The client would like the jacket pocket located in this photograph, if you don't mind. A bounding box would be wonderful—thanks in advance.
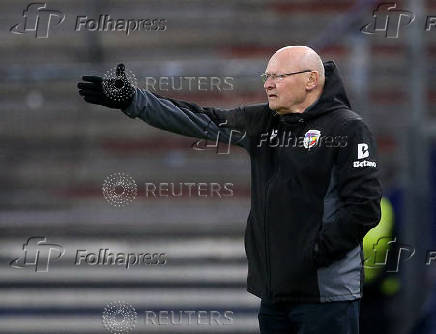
[303,232,319,271]
[244,211,264,295]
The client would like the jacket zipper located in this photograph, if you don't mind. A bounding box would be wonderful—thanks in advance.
[263,120,303,299]
[263,178,272,298]
[263,130,283,298]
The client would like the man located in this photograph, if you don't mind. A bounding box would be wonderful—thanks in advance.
[78,46,382,333]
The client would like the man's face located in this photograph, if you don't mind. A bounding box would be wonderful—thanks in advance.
[263,53,309,114]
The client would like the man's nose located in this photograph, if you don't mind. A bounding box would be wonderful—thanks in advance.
[264,78,275,90]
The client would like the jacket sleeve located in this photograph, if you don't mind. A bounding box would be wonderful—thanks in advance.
[121,88,250,151]
[313,118,383,268]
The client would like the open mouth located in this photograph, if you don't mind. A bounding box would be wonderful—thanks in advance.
[268,94,277,98]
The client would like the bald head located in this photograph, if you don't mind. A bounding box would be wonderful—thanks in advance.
[264,45,326,114]
[273,46,325,87]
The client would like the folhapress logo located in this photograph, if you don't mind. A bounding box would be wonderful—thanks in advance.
[10,237,64,272]
[361,3,415,38]
[11,3,167,39]
[354,142,377,168]
[10,3,65,38]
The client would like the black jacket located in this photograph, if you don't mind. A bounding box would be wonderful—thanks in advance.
[123,60,382,303]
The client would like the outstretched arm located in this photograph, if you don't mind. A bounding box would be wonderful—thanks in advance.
[121,88,250,151]
[78,65,268,152]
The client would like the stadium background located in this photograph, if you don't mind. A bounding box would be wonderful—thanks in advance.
[1,0,435,333]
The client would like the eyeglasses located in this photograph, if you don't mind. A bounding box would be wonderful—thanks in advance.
[260,69,312,83]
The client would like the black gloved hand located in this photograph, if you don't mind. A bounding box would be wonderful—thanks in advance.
[77,64,136,110]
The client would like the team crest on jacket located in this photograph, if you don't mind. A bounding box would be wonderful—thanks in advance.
[303,130,321,149]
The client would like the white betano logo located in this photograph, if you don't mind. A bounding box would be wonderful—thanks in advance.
[357,143,369,159]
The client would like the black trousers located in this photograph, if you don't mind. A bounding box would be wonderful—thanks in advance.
[258,299,360,334]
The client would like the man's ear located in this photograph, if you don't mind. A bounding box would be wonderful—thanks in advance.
[306,71,319,91]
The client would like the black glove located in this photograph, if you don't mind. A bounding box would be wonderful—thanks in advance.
[77,63,136,110]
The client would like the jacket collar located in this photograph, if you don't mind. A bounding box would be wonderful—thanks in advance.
[275,60,351,126]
